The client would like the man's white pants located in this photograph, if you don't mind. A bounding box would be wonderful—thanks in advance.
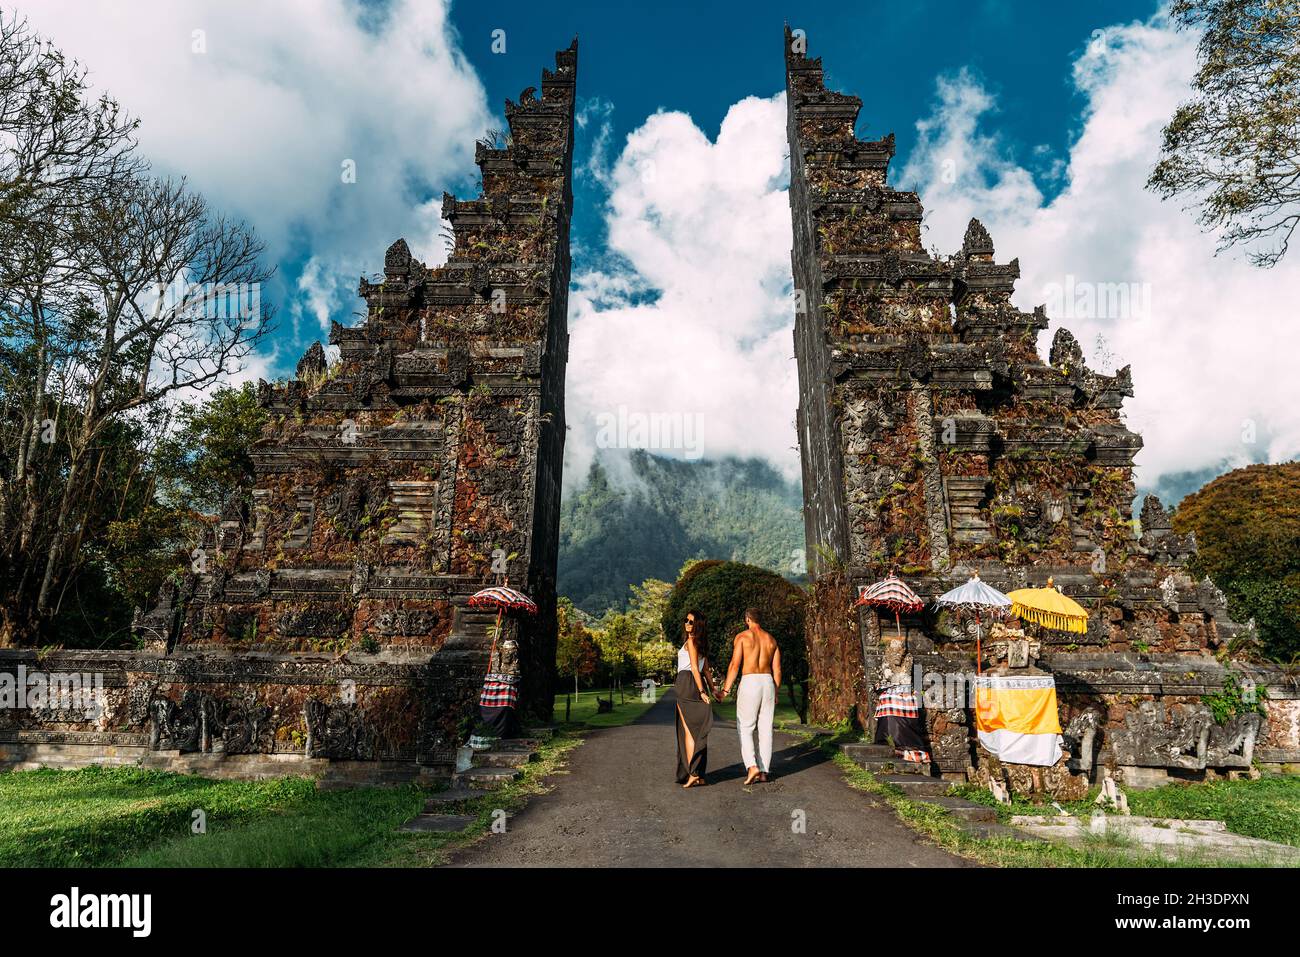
[736,674,776,773]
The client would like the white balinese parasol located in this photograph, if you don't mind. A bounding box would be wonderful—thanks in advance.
[935,573,1011,674]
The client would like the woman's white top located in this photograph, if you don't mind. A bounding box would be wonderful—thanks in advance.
[677,643,692,673]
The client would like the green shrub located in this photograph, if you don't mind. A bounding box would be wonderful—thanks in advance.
[661,560,808,717]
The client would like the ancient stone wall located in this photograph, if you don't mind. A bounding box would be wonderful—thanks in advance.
[785,28,1299,787]
[1,42,578,780]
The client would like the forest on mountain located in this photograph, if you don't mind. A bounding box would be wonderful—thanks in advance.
[557,450,805,614]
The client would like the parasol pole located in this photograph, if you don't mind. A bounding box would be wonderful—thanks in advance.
[484,575,509,680]
[486,606,503,679]
[975,609,982,676]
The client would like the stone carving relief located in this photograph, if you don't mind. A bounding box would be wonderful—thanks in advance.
[1110,701,1213,770]
[304,698,375,760]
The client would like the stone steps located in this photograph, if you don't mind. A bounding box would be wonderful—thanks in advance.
[453,729,551,785]
[843,742,933,775]
[423,787,481,811]
[398,813,477,834]
[856,757,932,775]
[471,748,536,768]
[915,795,999,823]
[841,740,999,826]
[842,743,895,760]
[842,743,932,775]
[845,751,933,776]
[961,820,1037,841]
[874,773,951,797]
[454,765,523,789]
[398,727,551,831]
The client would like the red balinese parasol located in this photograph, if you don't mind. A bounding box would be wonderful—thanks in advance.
[468,584,538,678]
[854,573,925,638]
[467,585,538,614]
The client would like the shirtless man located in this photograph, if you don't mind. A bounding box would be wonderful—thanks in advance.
[719,608,781,785]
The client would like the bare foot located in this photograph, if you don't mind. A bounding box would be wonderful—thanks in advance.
[683,775,703,789]
[744,767,761,786]
[758,772,769,783]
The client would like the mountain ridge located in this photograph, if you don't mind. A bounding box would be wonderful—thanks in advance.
[558,449,804,613]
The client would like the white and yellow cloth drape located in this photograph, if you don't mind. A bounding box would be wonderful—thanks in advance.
[974,674,1063,766]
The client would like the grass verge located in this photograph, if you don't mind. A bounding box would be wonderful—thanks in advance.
[0,766,413,867]
[0,685,660,869]
[552,685,668,729]
[949,774,1300,848]
[354,731,585,867]
[823,734,1292,867]
[0,732,585,868]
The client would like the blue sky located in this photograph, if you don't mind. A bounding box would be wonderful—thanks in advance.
[14,0,1300,503]
[450,0,1157,277]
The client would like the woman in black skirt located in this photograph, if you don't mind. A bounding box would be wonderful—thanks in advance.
[674,610,716,788]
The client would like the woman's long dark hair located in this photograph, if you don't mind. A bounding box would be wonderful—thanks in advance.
[682,609,706,655]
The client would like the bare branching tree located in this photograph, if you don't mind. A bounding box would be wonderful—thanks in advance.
[0,12,275,643]
[1149,0,1300,267]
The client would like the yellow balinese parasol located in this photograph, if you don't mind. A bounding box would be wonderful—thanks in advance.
[1006,577,1088,634]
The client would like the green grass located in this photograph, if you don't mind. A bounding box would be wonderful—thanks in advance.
[1128,776,1300,847]
[0,732,585,868]
[948,773,1300,848]
[352,731,584,867]
[0,765,422,867]
[819,733,1295,867]
[553,685,667,728]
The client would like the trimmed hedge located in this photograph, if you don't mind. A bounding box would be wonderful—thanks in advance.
[661,560,807,712]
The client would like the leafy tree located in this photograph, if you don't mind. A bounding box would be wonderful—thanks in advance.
[153,383,267,515]
[1172,462,1300,660]
[592,610,639,701]
[52,414,184,648]
[639,639,677,681]
[627,577,671,643]
[1149,1,1300,266]
[555,597,601,694]
[662,560,809,720]
[0,14,274,644]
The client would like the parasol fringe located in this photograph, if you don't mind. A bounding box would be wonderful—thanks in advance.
[1011,602,1088,634]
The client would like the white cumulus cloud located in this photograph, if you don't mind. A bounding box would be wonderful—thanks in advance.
[12,0,491,359]
[565,93,798,486]
[899,14,1300,495]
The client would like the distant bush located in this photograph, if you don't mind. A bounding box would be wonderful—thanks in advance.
[662,560,808,720]
[1173,462,1300,661]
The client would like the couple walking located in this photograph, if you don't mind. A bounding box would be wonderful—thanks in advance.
[674,608,781,788]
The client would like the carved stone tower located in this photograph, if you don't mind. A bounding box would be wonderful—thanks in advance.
[784,30,1290,787]
[128,41,578,770]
